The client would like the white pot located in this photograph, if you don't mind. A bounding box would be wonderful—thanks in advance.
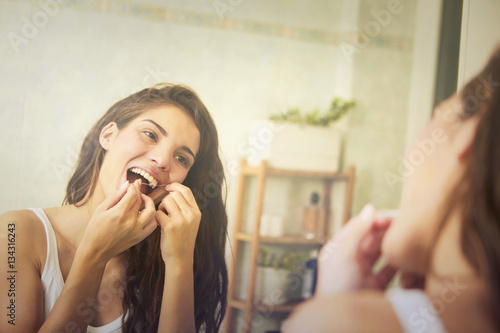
[246,121,342,172]
[254,267,290,305]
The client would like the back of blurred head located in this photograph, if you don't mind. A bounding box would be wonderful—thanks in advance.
[458,47,500,328]
[381,46,500,330]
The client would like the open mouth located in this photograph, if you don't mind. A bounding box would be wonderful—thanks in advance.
[126,167,159,195]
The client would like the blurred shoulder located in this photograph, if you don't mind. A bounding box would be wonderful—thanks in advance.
[282,291,402,333]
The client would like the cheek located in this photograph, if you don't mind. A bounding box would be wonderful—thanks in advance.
[169,166,190,185]
[399,123,449,203]
[116,133,145,153]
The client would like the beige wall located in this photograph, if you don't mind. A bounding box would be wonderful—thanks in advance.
[458,0,500,88]
[0,1,437,332]
[0,0,424,219]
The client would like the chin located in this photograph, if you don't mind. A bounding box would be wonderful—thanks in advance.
[381,226,406,269]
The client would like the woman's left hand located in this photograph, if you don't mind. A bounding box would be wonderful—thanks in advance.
[154,182,201,264]
[315,204,397,297]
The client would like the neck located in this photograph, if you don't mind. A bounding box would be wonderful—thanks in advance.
[63,186,106,247]
[423,210,493,331]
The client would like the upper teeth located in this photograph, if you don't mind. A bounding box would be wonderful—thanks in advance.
[131,168,158,189]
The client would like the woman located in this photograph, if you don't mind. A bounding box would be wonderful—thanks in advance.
[283,48,500,332]
[0,84,228,332]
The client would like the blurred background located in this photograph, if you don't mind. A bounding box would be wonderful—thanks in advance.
[1,0,500,332]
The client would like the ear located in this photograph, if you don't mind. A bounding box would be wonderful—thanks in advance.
[454,116,480,163]
[99,122,119,151]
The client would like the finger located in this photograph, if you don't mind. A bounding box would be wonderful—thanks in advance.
[98,180,130,211]
[139,219,158,240]
[319,204,379,264]
[157,193,169,212]
[342,204,379,248]
[373,217,392,228]
[137,193,156,226]
[359,224,391,254]
[357,225,390,267]
[165,191,193,215]
[334,204,374,241]
[155,209,170,229]
[165,182,199,208]
[160,194,182,219]
[128,179,143,213]
[112,180,141,213]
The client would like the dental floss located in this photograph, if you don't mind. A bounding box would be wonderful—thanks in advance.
[139,182,169,187]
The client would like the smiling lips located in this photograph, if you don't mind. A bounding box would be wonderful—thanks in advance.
[130,167,159,189]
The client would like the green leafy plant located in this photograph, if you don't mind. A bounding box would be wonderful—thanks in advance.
[270,98,356,127]
[258,249,309,272]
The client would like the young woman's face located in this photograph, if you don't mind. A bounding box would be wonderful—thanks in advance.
[382,95,469,273]
[98,105,200,205]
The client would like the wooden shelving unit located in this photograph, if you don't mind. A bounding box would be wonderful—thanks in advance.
[225,159,356,333]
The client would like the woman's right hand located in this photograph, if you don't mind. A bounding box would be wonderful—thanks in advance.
[79,179,158,263]
[314,204,397,297]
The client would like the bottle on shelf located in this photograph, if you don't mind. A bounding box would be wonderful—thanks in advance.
[301,249,319,299]
[302,192,325,239]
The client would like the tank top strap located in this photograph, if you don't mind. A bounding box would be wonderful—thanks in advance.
[28,208,65,318]
[386,288,448,333]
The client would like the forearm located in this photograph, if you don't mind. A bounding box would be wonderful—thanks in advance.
[158,259,196,333]
[38,248,107,332]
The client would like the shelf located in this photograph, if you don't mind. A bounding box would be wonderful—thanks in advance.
[225,160,356,333]
[235,232,327,245]
[241,164,350,180]
[229,299,304,313]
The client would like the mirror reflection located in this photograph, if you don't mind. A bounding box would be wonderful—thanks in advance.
[1,0,499,332]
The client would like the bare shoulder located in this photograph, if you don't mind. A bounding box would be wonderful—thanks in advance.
[0,210,47,331]
[282,291,402,333]
[0,209,47,271]
[0,209,47,241]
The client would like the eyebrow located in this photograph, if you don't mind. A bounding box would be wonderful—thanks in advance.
[142,119,167,136]
[141,119,197,160]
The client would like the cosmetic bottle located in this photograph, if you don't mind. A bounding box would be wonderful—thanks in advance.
[301,249,318,299]
[302,192,321,239]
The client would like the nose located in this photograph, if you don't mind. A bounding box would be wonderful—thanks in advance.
[149,145,171,171]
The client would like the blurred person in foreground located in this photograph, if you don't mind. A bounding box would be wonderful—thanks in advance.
[283,48,500,333]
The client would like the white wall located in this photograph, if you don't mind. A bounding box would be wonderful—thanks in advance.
[458,0,500,88]
[0,0,422,220]
[0,1,430,332]
[0,0,343,215]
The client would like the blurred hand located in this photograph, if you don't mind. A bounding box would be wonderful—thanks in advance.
[80,179,158,263]
[315,204,397,297]
[154,182,201,263]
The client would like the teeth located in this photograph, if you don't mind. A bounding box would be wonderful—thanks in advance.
[130,167,158,189]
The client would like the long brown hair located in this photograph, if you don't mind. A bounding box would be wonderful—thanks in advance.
[64,84,228,332]
[440,47,500,330]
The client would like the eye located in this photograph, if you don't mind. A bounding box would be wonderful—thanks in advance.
[175,154,190,167]
[143,130,158,142]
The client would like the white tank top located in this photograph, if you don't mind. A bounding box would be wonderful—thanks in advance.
[386,288,448,333]
[30,208,124,333]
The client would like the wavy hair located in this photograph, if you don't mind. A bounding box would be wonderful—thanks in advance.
[63,84,228,332]
[433,47,500,330]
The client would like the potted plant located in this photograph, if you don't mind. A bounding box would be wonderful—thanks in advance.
[254,249,308,305]
[247,98,356,172]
